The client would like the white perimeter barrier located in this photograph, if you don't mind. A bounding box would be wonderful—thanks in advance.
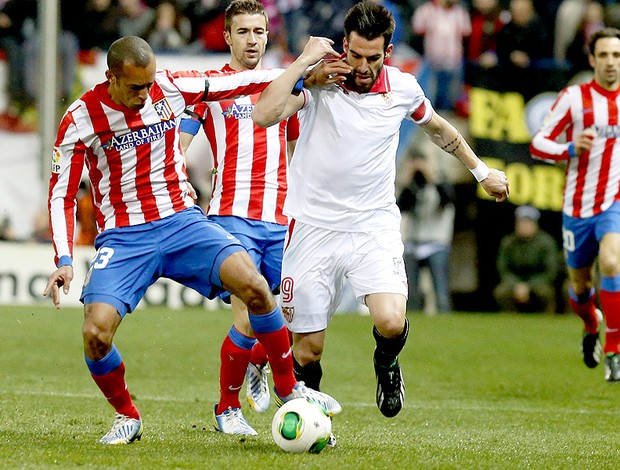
[0,241,224,309]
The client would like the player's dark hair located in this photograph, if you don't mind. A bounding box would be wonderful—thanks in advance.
[107,36,154,76]
[344,1,395,52]
[224,0,268,32]
[588,27,620,55]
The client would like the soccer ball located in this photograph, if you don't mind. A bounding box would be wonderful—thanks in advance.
[272,398,332,454]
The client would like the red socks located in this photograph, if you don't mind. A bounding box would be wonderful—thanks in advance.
[249,341,268,367]
[253,326,296,398]
[216,334,252,414]
[600,290,620,354]
[90,362,140,420]
[569,294,599,335]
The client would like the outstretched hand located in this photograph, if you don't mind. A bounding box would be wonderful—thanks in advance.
[481,168,510,202]
[43,265,74,309]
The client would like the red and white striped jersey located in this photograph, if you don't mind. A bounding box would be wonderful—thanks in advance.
[530,80,620,218]
[49,67,281,265]
[411,1,471,70]
[183,65,299,225]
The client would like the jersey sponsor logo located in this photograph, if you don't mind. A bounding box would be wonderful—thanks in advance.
[594,124,620,139]
[222,103,254,120]
[282,306,294,323]
[51,148,62,174]
[102,119,176,152]
[153,98,173,120]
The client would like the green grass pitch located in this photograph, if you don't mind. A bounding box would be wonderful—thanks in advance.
[0,305,619,469]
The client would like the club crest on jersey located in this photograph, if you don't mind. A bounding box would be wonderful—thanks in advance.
[51,147,62,174]
[222,103,254,120]
[153,98,173,120]
[282,306,295,323]
[102,119,176,151]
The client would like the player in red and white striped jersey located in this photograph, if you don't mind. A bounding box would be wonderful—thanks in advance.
[530,27,620,381]
[43,36,340,444]
[180,0,300,435]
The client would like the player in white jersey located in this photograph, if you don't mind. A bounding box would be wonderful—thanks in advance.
[253,2,509,418]
[43,36,341,445]
[180,0,300,435]
[531,27,620,381]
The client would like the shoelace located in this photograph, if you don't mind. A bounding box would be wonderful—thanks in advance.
[222,409,251,433]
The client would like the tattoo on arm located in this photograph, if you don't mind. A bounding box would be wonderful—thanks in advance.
[440,132,462,156]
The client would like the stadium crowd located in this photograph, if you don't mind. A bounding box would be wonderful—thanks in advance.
[0,0,615,313]
[1,0,617,132]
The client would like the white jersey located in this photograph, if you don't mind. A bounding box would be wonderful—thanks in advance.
[285,65,433,232]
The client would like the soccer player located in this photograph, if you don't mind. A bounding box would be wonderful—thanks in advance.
[180,0,299,435]
[43,35,340,445]
[253,2,509,418]
[530,27,620,382]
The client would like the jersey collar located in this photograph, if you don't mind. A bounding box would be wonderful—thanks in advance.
[591,79,620,99]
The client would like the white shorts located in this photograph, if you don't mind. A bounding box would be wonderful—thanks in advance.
[280,221,408,333]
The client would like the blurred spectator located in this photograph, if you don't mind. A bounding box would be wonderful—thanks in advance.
[0,0,36,132]
[147,1,192,52]
[370,0,406,47]
[565,1,604,75]
[79,0,121,51]
[397,155,456,314]
[554,0,590,64]
[533,0,563,39]
[304,0,358,53]
[184,0,228,52]
[0,216,16,241]
[496,0,552,70]
[31,209,52,244]
[466,0,506,70]
[118,0,156,39]
[412,0,471,111]
[259,0,288,52]
[21,0,83,119]
[277,0,305,53]
[493,205,559,313]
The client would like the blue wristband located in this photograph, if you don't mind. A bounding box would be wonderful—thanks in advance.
[292,76,304,96]
[567,142,576,158]
[179,117,201,135]
[57,256,73,268]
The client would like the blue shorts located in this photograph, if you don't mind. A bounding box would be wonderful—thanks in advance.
[209,215,286,295]
[562,202,620,269]
[81,206,245,316]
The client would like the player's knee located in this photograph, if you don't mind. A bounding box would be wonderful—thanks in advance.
[82,323,114,360]
[375,315,406,339]
[235,275,274,313]
[295,345,322,365]
[598,255,620,277]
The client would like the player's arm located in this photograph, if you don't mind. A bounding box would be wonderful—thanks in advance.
[180,107,204,153]
[179,107,206,200]
[43,114,84,307]
[421,110,510,202]
[253,36,339,127]
[529,89,584,162]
